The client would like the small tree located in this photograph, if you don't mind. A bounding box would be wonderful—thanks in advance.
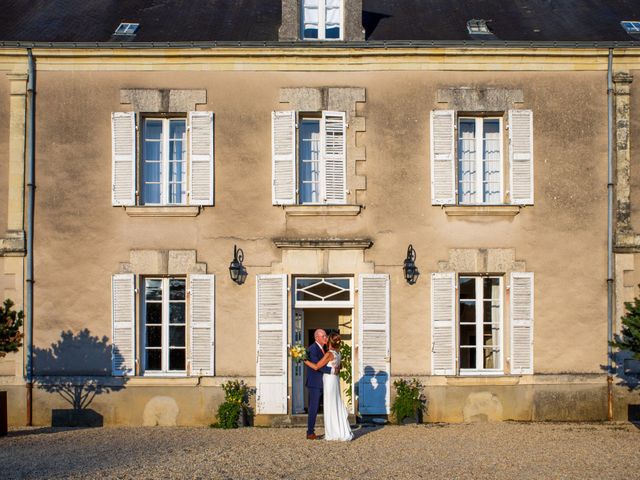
[0,299,23,357]
[611,293,640,361]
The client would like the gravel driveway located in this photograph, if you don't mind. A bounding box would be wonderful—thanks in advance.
[1,422,639,479]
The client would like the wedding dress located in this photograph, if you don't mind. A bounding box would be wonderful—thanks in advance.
[323,349,353,441]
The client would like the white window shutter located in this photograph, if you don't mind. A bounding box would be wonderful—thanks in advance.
[189,274,215,376]
[111,274,135,376]
[256,274,288,414]
[321,111,347,204]
[111,112,136,206]
[509,110,534,205]
[431,272,456,375]
[189,111,214,206]
[272,111,296,205]
[430,110,456,205]
[358,274,390,415]
[510,272,534,374]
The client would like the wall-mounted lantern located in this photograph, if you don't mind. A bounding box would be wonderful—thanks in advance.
[229,245,247,285]
[403,244,420,285]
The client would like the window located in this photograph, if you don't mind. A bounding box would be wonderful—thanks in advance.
[142,277,187,374]
[294,277,353,307]
[457,117,502,204]
[272,110,346,205]
[621,21,640,34]
[111,111,214,207]
[301,0,343,40]
[458,276,502,373]
[114,23,140,35]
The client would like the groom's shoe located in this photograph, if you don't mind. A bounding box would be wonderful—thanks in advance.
[306,433,317,440]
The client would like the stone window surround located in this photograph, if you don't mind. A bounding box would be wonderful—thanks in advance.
[118,249,207,275]
[437,248,526,276]
[279,0,364,42]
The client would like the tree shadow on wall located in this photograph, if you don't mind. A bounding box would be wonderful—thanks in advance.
[33,329,128,427]
[602,350,640,425]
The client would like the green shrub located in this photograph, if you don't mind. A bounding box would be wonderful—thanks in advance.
[339,343,353,406]
[216,401,242,429]
[214,380,253,429]
[0,299,23,357]
[391,378,426,425]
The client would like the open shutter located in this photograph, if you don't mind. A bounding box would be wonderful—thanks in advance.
[430,110,455,205]
[510,272,534,374]
[321,111,346,204]
[189,111,214,206]
[189,274,215,376]
[272,111,296,205]
[358,274,390,415]
[431,272,456,375]
[111,274,135,376]
[509,110,534,204]
[111,112,136,206]
[256,274,288,414]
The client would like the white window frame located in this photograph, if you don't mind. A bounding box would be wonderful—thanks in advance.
[301,0,344,41]
[294,276,354,308]
[457,116,504,205]
[298,116,323,204]
[458,275,504,376]
[141,277,188,377]
[141,117,187,206]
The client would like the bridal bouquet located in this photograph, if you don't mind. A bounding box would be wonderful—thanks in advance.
[289,344,308,364]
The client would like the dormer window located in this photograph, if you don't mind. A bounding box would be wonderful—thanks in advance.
[301,0,343,40]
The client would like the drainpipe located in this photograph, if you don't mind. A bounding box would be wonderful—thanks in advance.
[25,49,36,426]
[607,48,614,422]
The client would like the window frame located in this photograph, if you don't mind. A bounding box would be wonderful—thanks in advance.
[297,114,324,204]
[300,0,344,41]
[141,276,188,377]
[293,276,354,308]
[456,115,504,205]
[457,275,504,376]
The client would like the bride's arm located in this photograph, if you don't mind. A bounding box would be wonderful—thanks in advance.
[304,351,333,371]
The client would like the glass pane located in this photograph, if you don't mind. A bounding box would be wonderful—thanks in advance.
[143,183,161,204]
[145,302,162,324]
[459,277,475,299]
[459,301,476,323]
[483,119,501,203]
[483,277,500,299]
[296,278,318,289]
[144,161,161,182]
[460,347,476,369]
[327,278,350,289]
[145,120,162,140]
[459,324,476,347]
[325,26,340,39]
[168,183,184,204]
[146,349,161,370]
[169,326,185,347]
[144,141,161,161]
[483,347,499,369]
[169,303,185,324]
[170,279,186,300]
[169,120,186,142]
[169,349,186,371]
[458,119,477,204]
[483,300,500,323]
[483,323,498,346]
[146,325,162,347]
[168,160,184,181]
[304,27,319,38]
[299,120,321,204]
[145,279,162,301]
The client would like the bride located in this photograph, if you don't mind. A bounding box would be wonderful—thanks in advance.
[304,333,353,441]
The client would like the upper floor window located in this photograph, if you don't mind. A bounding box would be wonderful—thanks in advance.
[111,111,214,207]
[301,0,343,40]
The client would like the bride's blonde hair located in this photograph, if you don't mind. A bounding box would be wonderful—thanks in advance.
[328,332,342,350]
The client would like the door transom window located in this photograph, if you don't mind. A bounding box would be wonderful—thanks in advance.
[294,277,353,307]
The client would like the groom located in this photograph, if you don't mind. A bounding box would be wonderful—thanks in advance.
[306,329,335,440]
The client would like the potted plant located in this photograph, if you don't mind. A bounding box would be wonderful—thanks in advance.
[0,299,24,436]
[213,380,253,429]
[391,378,427,425]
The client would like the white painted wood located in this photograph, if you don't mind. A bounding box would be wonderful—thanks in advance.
[189,274,215,376]
[111,274,136,376]
[189,111,214,206]
[509,110,534,205]
[430,110,456,205]
[111,112,136,206]
[431,272,456,375]
[510,272,534,374]
[256,274,288,414]
[272,111,296,205]
[321,111,347,204]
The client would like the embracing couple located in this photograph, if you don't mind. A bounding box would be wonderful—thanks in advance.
[304,329,353,441]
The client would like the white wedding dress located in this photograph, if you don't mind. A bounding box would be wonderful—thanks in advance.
[323,350,353,441]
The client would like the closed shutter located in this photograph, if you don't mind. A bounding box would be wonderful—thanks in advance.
[510,272,534,374]
[321,111,347,204]
[272,111,296,205]
[189,274,215,376]
[189,111,214,206]
[509,110,534,205]
[431,272,456,375]
[111,274,135,376]
[256,274,288,414]
[430,110,456,205]
[111,112,136,206]
[358,274,390,415]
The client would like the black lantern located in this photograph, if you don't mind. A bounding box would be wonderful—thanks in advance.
[403,244,420,285]
[229,245,247,285]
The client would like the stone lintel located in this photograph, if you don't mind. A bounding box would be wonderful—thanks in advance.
[120,249,206,274]
[120,89,207,112]
[279,87,365,122]
[613,71,633,85]
[437,248,525,274]
[273,238,373,249]
[437,87,524,111]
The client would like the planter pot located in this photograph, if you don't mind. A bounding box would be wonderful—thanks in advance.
[400,409,423,425]
[0,391,7,436]
[237,407,252,427]
[51,409,103,428]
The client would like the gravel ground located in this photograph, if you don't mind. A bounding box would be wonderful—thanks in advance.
[1,422,639,479]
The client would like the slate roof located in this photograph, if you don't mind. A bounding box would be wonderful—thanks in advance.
[1,0,639,45]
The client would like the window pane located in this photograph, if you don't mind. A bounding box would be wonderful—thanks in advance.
[327,278,350,289]
[482,119,501,203]
[169,120,186,144]
[299,120,321,203]
[459,301,476,323]
[146,302,162,324]
[143,183,161,204]
[146,326,162,347]
[483,323,498,346]
[483,277,500,299]
[169,326,185,347]
[168,182,184,205]
[145,120,162,140]
[146,349,161,370]
[458,119,477,204]
[144,141,161,161]
[169,303,185,324]
[169,349,186,371]
[483,347,499,369]
[170,279,186,300]
[459,324,476,346]
[459,277,475,299]
[460,347,476,369]
[145,279,162,300]
[144,160,161,182]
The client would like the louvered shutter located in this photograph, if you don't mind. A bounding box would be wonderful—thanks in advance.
[431,272,456,375]
[256,274,288,414]
[189,274,215,376]
[510,272,534,374]
[272,111,296,205]
[189,111,214,206]
[321,111,347,204]
[111,274,135,376]
[509,110,534,205]
[430,110,456,205]
[111,112,136,206]
[358,274,390,415]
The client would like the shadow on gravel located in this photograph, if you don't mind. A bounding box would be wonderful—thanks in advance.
[5,427,77,438]
[351,424,383,440]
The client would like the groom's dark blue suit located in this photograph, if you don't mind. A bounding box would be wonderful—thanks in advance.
[306,342,332,436]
